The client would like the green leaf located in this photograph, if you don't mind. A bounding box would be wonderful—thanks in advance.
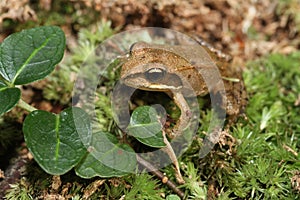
[23,107,91,175]
[0,87,21,115]
[0,79,6,88]
[0,26,65,85]
[127,106,165,148]
[75,131,136,178]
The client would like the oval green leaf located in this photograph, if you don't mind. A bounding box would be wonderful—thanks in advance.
[0,87,21,116]
[127,106,165,148]
[75,131,136,178]
[0,79,6,89]
[23,107,91,175]
[0,26,65,85]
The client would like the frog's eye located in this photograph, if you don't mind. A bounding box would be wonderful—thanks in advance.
[145,68,166,82]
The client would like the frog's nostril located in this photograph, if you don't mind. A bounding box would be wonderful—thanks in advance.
[145,68,166,82]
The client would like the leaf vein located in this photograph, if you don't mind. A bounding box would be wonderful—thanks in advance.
[55,115,60,162]
[12,31,57,84]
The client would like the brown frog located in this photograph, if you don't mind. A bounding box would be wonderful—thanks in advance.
[120,38,247,138]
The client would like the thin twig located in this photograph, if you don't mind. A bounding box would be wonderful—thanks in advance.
[136,154,185,199]
[17,99,37,112]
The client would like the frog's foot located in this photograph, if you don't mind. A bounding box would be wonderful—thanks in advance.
[162,130,185,184]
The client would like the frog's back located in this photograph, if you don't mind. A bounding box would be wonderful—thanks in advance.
[193,36,247,117]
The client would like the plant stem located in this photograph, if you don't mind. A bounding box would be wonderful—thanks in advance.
[136,154,185,199]
[17,99,37,112]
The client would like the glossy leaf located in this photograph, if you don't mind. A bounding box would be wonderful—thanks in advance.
[23,107,91,175]
[127,106,165,148]
[0,79,6,89]
[0,26,65,85]
[0,87,21,116]
[75,131,136,178]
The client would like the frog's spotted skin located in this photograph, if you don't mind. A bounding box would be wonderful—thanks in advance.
[192,36,247,117]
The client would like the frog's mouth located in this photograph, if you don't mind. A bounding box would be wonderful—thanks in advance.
[122,72,184,92]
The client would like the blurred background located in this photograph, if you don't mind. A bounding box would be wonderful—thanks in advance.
[1,0,299,64]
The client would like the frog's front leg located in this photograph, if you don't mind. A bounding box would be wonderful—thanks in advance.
[169,90,192,138]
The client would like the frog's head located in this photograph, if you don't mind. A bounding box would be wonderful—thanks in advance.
[120,42,193,93]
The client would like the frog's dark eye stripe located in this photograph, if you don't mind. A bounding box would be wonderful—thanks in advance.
[145,68,166,82]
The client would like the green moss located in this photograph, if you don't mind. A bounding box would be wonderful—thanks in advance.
[5,178,33,200]
[43,21,115,105]
[178,52,300,199]
[215,52,300,199]
[124,173,163,200]
[181,162,207,199]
